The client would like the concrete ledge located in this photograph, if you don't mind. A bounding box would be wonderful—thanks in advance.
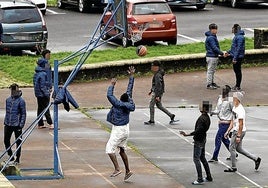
[0,173,15,188]
[57,48,268,82]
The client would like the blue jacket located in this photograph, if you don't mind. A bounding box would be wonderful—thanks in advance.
[205,31,223,57]
[4,91,26,128]
[106,76,135,126]
[228,30,245,61]
[33,66,50,98]
[37,58,53,89]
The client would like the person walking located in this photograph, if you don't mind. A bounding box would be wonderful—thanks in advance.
[209,85,233,162]
[205,23,224,90]
[226,24,245,91]
[4,84,26,164]
[41,49,53,90]
[180,101,213,185]
[33,58,54,130]
[224,91,261,172]
[106,66,135,181]
[144,60,175,125]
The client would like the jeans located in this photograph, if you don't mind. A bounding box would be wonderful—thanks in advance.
[4,126,22,160]
[149,93,173,122]
[232,58,243,88]
[206,57,219,85]
[229,131,257,168]
[212,123,230,159]
[193,143,212,182]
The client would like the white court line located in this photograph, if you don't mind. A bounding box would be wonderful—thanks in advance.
[143,113,263,188]
[49,132,118,188]
[46,9,66,15]
[245,28,254,32]
[177,34,202,42]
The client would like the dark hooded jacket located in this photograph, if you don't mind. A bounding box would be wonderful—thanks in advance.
[227,30,245,61]
[33,66,50,98]
[4,90,26,128]
[151,69,165,98]
[205,31,224,57]
[107,76,135,126]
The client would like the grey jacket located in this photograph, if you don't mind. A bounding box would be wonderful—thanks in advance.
[151,69,165,97]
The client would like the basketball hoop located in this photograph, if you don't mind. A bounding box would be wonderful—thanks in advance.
[128,23,149,45]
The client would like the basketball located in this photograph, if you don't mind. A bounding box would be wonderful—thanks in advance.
[136,45,147,57]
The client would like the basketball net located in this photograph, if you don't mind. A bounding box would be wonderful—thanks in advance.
[128,23,149,45]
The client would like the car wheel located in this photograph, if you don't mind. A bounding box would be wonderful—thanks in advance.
[167,38,177,45]
[196,4,206,9]
[231,0,238,7]
[57,0,66,9]
[100,24,110,40]
[122,37,130,48]
[78,0,89,13]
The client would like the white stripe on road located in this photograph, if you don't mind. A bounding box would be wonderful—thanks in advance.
[177,34,202,42]
[46,9,66,15]
[144,112,263,188]
[244,28,254,32]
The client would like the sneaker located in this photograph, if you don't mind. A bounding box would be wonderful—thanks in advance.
[208,158,218,163]
[231,86,241,91]
[144,120,155,125]
[207,84,217,90]
[192,180,204,185]
[170,114,175,121]
[212,83,220,88]
[226,153,238,160]
[203,177,213,182]
[255,157,261,170]
[224,167,237,172]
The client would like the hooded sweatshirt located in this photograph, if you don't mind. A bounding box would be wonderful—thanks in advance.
[33,66,50,98]
[205,31,224,57]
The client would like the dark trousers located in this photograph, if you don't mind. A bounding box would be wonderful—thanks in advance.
[37,97,52,126]
[193,143,212,182]
[212,123,230,159]
[4,126,22,159]
[233,58,243,88]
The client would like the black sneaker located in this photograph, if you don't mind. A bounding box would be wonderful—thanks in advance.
[207,84,217,90]
[231,86,241,91]
[208,158,218,163]
[170,114,175,121]
[226,153,238,160]
[212,83,220,88]
[144,120,155,125]
[255,157,261,170]
[224,167,237,172]
[192,180,204,185]
[203,177,213,182]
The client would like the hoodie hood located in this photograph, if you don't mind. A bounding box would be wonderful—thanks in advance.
[236,30,245,36]
[11,90,22,98]
[35,65,45,73]
[205,31,215,37]
[159,69,165,76]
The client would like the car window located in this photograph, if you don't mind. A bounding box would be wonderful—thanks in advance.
[0,7,41,23]
[133,2,171,15]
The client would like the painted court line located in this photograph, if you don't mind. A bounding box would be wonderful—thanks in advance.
[144,112,263,188]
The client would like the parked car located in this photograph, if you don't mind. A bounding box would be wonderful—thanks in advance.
[166,0,207,10]
[30,0,47,15]
[57,0,106,12]
[100,0,177,47]
[211,0,268,7]
[0,1,48,55]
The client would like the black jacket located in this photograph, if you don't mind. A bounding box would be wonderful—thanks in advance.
[190,113,211,143]
[151,69,165,97]
[0,22,3,42]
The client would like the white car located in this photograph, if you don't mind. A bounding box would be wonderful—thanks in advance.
[29,0,47,15]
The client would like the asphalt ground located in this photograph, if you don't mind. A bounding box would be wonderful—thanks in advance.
[0,66,268,188]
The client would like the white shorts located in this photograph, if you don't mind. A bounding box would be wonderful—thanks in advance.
[106,124,129,154]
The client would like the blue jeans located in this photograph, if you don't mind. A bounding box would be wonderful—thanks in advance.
[212,123,230,160]
[193,143,212,182]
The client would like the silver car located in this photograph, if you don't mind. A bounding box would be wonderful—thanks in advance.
[0,1,48,55]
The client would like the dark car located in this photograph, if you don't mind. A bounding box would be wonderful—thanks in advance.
[0,1,48,55]
[100,0,177,47]
[57,0,106,12]
[166,0,207,10]
[211,0,268,7]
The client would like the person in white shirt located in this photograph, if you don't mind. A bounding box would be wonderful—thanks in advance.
[223,91,261,172]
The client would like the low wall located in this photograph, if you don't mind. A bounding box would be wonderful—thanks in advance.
[58,48,268,82]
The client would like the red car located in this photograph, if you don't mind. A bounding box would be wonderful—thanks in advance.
[100,0,177,47]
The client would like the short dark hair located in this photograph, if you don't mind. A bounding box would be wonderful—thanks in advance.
[120,93,129,102]
[232,24,241,33]
[41,49,51,58]
[151,60,161,67]
[209,23,218,30]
